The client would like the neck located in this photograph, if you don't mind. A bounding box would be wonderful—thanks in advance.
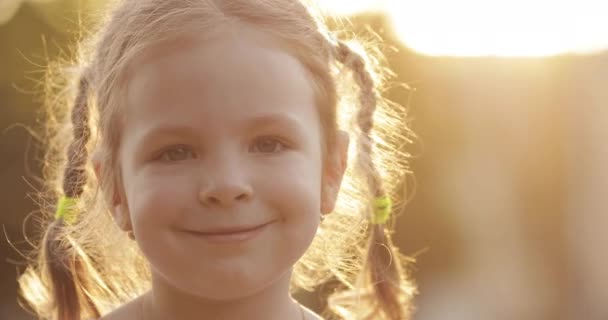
[142,268,303,320]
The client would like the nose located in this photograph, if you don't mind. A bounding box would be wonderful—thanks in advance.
[198,166,253,207]
[199,184,253,207]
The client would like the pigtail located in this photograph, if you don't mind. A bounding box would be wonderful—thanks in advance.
[40,70,101,320]
[331,41,413,320]
[18,2,416,319]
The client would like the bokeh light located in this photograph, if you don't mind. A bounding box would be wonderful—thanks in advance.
[319,0,608,56]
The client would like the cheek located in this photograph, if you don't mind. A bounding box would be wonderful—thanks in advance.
[257,153,323,223]
[253,156,322,266]
[125,166,197,229]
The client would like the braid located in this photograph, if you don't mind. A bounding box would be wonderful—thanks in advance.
[63,73,91,198]
[42,70,100,320]
[335,41,385,198]
[334,40,412,320]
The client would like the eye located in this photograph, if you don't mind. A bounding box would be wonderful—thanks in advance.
[250,136,288,153]
[158,145,196,162]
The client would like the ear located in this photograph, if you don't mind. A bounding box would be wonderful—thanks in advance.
[321,130,350,215]
[92,151,132,232]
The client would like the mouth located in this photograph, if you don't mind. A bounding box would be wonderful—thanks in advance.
[191,220,275,235]
[182,221,275,244]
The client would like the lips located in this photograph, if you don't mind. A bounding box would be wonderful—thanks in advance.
[181,221,275,244]
[190,222,271,235]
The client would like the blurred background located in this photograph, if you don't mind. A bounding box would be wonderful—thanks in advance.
[1,0,607,319]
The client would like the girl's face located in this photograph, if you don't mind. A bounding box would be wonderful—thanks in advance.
[112,27,346,301]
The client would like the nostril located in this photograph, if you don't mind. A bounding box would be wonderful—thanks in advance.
[205,194,248,205]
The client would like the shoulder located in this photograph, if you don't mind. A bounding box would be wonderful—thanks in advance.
[300,304,325,320]
[97,295,143,320]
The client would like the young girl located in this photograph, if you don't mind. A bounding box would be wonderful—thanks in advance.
[18,0,416,319]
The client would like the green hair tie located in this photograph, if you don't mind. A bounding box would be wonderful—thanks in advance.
[371,195,392,224]
[55,196,78,225]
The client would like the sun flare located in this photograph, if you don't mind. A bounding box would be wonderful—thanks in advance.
[317,0,608,57]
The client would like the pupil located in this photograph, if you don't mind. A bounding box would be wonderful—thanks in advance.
[260,139,276,152]
[171,148,187,159]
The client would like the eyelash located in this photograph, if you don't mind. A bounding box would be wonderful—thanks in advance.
[157,145,195,162]
[154,136,290,162]
[250,136,290,154]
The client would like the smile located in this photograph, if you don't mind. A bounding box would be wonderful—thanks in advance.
[182,221,274,244]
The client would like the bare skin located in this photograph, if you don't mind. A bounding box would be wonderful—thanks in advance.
[99,291,323,320]
[96,23,346,320]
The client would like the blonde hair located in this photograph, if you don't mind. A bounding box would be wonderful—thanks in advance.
[18,0,417,319]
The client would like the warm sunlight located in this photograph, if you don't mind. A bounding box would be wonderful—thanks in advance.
[318,0,608,57]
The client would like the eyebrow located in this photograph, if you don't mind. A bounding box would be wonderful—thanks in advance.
[242,112,306,132]
[136,112,307,147]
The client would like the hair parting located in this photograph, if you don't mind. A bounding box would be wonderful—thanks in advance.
[18,1,417,319]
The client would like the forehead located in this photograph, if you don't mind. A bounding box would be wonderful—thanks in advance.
[123,26,319,137]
